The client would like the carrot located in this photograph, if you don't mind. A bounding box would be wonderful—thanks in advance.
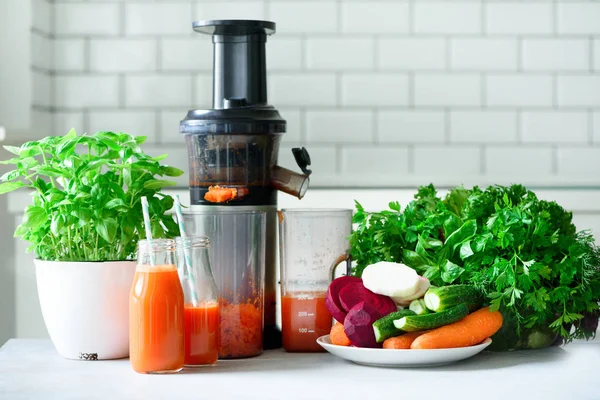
[204,186,237,203]
[383,331,426,349]
[330,322,351,346]
[410,307,503,350]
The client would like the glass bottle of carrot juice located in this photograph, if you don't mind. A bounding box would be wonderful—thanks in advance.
[175,236,219,367]
[129,239,184,374]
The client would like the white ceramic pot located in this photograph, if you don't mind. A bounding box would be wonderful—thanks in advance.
[34,260,136,360]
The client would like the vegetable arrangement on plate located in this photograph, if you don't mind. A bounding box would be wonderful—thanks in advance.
[325,262,504,350]
[349,184,600,350]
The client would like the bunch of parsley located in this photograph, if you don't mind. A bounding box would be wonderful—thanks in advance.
[350,184,600,342]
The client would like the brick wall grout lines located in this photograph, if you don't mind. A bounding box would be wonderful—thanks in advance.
[156,39,162,72]
[516,109,523,144]
[155,110,162,145]
[408,72,415,108]
[300,34,307,71]
[82,109,90,135]
[517,37,523,72]
[118,74,125,109]
[263,0,269,20]
[589,36,594,73]
[372,108,379,144]
[119,2,125,37]
[445,37,451,71]
[444,108,451,144]
[335,72,341,107]
[589,109,594,145]
[84,37,90,73]
[299,107,306,145]
[552,0,558,37]
[408,0,415,35]
[480,73,487,109]
[335,0,341,34]
[372,37,379,72]
[480,0,486,37]
[552,73,558,109]
[480,145,486,175]
[190,73,197,108]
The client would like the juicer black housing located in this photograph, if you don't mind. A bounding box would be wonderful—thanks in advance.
[180,20,310,206]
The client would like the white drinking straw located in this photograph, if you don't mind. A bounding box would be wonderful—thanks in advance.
[174,195,198,305]
[140,196,155,265]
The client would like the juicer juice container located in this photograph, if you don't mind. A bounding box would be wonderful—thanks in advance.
[180,20,311,349]
[183,211,266,358]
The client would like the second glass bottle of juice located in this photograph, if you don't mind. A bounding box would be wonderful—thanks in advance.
[129,239,184,374]
[176,236,219,366]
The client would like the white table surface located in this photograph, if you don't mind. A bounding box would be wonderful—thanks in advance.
[1,339,599,400]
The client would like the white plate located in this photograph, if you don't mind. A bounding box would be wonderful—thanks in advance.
[317,335,492,367]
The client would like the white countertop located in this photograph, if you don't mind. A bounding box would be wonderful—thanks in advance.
[1,339,599,400]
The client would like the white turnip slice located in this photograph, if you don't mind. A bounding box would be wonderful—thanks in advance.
[361,261,421,298]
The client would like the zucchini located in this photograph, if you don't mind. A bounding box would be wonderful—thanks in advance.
[409,299,430,315]
[393,303,469,332]
[423,285,481,312]
[372,309,416,343]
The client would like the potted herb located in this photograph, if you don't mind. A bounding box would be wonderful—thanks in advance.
[0,130,182,359]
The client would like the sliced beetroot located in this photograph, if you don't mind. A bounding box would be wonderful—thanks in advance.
[338,281,397,317]
[325,276,362,323]
[343,302,383,348]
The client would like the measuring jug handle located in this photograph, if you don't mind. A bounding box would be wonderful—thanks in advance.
[329,251,352,281]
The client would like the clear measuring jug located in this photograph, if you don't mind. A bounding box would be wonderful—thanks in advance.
[278,209,353,352]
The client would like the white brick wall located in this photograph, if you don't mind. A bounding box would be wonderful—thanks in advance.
[450,39,517,71]
[342,74,410,106]
[557,3,600,35]
[54,40,85,72]
[341,2,409,34]
[55,3,119,36]
[485,147,553,175]
[414,2,481,34]
[450,111,517,143]
[522,39,589,71]
[90,40,157,72]
[380,39,446,70]
[378,111,445,143]
[486,3,553,35]
[306,111,373,143]
[521,111,588,144]
[15,0,600,187]
[486,75,553,107]
[415,74,481,106]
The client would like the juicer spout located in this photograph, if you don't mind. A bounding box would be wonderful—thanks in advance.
[272,147,312,199]
[271,166,310,199]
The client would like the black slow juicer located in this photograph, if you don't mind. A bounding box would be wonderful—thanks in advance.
[180,20,311,349]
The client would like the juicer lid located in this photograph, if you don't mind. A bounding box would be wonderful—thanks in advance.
[180,105,286,135]
[181,19,286,135]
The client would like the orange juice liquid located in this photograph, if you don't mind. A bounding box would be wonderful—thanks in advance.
[281,293,332,352]
[184,302,219,366]
[129,264,184,374]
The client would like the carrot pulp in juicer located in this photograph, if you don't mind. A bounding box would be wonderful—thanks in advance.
[184,302,219,366]
[219,300,263,358]
[281,293,332,352]
[129,264,184,373]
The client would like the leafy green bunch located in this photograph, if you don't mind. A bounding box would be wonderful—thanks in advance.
[350,184,600,341]
[0,130,183,261]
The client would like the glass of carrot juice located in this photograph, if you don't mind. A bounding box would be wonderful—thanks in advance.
[176,236,219,367]
[129,239,184,374]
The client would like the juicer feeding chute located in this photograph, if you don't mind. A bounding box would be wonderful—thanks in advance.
[180,19,312,350]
